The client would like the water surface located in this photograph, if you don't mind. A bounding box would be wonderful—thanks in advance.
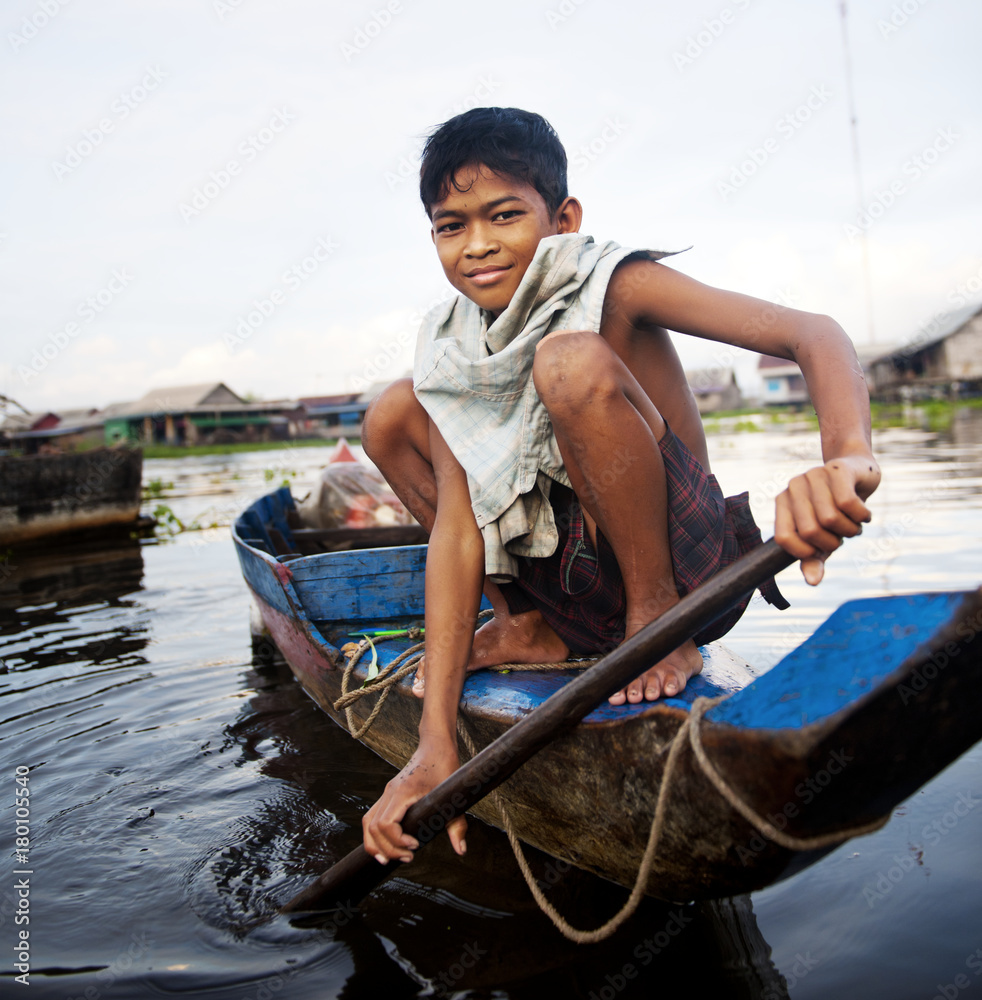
[2,419,980,998]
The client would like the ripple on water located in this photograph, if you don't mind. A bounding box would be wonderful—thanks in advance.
[1,428,980,998]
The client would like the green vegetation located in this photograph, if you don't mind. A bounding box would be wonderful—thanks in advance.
[142,438,338,459]
[151,503,186,535]
[701,406,820,435]
[264,466,298,489]
[869,398,982,432]
[143,477,173,499]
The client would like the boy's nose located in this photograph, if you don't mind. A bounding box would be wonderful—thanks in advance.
[463,224,499,257]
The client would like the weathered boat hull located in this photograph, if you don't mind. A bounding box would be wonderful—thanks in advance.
[234,487,982,901]
[0,448,143,545]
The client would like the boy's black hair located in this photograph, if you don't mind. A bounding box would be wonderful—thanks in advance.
[419,107,568,218]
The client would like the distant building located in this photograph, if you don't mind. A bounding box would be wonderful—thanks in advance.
[757,355,808,406]
[0,408,105,453]
[298,393,367,434]
[103,382,303,445]
[684,367,744,414]
[867,303,982,400]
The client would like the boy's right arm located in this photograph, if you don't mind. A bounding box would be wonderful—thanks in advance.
[362,418,484,864]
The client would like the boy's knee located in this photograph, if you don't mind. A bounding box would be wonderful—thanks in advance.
[533,330,619,409]
[363,377,420,460]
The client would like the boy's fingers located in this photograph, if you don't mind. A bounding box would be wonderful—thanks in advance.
[786,475,847,552]
[363,793,421,863]
[800,552,828,587]
[801,468,865,539]
[774,491,817,559]
[447,815,468,856]
[825,462,873,525]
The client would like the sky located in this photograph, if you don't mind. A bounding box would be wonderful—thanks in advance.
[2,0,980,412]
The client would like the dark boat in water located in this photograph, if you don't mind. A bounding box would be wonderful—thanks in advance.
[233,486,982,902]
[0,447,143,546]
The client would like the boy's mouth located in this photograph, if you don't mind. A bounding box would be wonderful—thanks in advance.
[466,265,511,286]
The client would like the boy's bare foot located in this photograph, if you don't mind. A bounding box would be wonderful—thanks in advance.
[607,637,703,705]
[412,608,569,697]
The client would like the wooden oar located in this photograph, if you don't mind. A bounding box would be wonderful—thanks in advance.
[280,538,795,913]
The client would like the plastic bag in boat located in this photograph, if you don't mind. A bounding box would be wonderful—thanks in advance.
[296,439,415,530]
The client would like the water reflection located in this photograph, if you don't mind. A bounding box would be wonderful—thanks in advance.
[0,534,145,611]
[233,653,791,998]
[0,426,977,999]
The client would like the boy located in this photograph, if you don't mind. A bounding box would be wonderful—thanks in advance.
[362,107,880,866]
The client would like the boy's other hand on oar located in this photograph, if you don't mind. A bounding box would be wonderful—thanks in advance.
[775,454,881,585]
[362,736,467,864]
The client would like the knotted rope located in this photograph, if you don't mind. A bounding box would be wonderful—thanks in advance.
[459,695,890,944]
[335,628,891,943]
[333,611,597,737]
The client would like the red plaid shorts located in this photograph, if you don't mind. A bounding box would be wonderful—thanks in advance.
[499,424,788,655]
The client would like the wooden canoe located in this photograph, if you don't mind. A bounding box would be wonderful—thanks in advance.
[0,447,143,545]
[233,486,982,902]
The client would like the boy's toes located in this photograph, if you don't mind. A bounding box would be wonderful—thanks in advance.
[412,673,425,698]
[644,675,662,700]
[608,688,627,706]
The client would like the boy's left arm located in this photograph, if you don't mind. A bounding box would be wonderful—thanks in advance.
[611,260,881,582]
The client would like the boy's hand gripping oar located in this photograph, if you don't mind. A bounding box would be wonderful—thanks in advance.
[280,538,795,913]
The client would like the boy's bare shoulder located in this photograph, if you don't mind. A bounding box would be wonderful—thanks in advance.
[598,258,704,443]
[600,255,684,344]
[602,255,680,329]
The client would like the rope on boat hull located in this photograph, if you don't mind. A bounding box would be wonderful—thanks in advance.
[332,627,891,943]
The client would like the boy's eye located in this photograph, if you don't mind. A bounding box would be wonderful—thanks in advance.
[436,221,463,234]
[493,210,522,221]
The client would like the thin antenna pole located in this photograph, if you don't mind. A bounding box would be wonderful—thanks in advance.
[839,1,876,344]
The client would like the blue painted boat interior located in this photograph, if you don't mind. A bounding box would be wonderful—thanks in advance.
[237,489,969,732]
[707,591,967,730]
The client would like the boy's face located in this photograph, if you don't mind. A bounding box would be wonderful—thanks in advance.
[429,164,580,317]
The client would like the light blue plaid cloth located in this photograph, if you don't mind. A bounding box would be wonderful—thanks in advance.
[414,233,677,580]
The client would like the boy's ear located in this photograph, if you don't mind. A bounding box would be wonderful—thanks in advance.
[555,196,583,235]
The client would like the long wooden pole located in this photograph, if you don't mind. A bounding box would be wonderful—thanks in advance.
[280,539,795,913]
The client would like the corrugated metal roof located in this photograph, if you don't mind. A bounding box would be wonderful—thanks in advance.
[869,302,982,365]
